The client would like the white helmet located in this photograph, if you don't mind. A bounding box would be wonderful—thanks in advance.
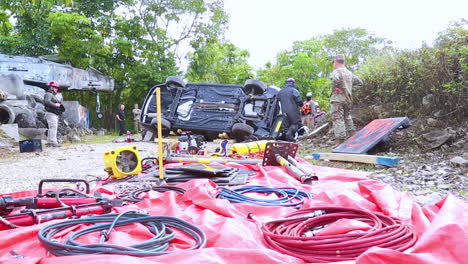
[306,92,313,97]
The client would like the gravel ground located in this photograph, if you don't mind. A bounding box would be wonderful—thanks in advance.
[0,141,159,194]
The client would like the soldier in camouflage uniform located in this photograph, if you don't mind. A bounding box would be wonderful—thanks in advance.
[330,54,363,140]
[132,104,142,133]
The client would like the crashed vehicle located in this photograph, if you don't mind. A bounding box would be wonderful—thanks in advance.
[140,77,285,141]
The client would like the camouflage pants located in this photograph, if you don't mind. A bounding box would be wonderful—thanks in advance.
[134,120,141,133]
[330,102,355,139]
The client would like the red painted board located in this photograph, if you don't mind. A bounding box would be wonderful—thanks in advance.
[333,117,411,154]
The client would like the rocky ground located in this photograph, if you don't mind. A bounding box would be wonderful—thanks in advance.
[298,118,468,205]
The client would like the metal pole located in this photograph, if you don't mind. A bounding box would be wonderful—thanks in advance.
[156,88,164,179]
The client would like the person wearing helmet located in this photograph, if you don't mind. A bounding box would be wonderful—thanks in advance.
[44,80,64,147]
[301,91,319,130]
[330,54,362,141]
[277,78,303,141]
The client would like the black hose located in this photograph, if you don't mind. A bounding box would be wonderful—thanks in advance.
[38,211,206,256]
[124,186,186,202]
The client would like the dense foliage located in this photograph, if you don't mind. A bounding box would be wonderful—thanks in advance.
[257,28,389,111]
[0,0,228,129]
[356,20,467,123]
[186,39,254,84]
[0,0,466,131]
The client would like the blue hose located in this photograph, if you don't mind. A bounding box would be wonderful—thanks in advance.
[217,185,311,207]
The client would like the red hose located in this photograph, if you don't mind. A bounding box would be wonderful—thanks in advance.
[261,207,417,262]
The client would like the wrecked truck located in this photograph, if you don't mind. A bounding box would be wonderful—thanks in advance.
[0,53,114,141]
[140,76,286,141]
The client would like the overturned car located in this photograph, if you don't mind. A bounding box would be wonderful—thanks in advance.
[140,77,285,141]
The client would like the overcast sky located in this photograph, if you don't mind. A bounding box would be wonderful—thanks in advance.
[224,0,467,69]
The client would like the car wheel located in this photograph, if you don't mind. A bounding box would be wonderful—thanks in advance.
[243,79,267,95]
[166,76,185,88]
[231,123,254,141]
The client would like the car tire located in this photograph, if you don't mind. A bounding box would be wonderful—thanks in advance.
[166,76,185,88]
[243,79,267,95]
[0,104,15,124]
[231,123,254,141]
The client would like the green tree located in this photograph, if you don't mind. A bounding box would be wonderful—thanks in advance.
[0,0,229,131]
[321,28,392,70]
[186,39,254,84]
[355,19,467,123]
[257,28,391,111]
[0,0,74,55]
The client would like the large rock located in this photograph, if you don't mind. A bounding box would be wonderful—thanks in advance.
[422,94,435,106]
[421,128,455,149]
[450,156,468,167]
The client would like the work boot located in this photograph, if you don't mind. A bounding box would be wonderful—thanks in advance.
[46,143,61,148]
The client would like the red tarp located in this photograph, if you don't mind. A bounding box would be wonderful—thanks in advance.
[0,160,467,264]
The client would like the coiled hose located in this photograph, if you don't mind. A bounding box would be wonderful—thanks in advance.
[123,186,186,202]
[38,211,206,256]
[261,207,417,262]
[217,185,311,207]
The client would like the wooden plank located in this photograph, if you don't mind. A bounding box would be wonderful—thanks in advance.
[306,152,400,167]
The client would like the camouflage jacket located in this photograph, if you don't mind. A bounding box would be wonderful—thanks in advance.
[330,67,363,103]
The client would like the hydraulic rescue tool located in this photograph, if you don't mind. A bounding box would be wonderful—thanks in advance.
[0,179,102,215]
[262,142,318,184]
[0,199,123,230]
[274,155,318,184]
[0,194,109,215]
